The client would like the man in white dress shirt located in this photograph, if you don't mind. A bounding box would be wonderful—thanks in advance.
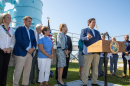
[29,24,42,84]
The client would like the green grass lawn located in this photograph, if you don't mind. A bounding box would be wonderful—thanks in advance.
[6,62,130,86]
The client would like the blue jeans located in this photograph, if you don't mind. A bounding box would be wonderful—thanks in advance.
[110,54,118,74]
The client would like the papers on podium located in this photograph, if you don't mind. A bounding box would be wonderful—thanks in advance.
[124,54,130,60]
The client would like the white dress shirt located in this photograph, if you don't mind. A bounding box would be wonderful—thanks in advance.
[0,23,15,50]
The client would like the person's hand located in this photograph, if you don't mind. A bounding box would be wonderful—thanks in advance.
[125,52,129,56]
[66,50,69,58]
[51,54,54,59]
[28,48,32,54]
[48,55,52,59]
[3,48,7,53]
[7,47,12,53]
[31,48,35,52]
[28,48,35,54]
[87,32,93,39]
[68,51,71,54]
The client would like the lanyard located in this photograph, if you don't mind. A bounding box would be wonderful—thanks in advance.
[2,25,11,37]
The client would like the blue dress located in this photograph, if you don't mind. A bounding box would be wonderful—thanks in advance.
[56,32,66,68]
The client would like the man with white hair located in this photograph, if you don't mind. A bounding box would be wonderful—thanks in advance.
[29,24,42,84]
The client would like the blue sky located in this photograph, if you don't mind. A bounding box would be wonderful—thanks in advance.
[4,0,130,41]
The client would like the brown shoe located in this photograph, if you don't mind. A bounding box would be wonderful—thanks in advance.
[22,85,29,86]
[122,74,126,77]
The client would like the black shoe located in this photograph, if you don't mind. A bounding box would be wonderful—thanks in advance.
[57,80,67,86]
[29,82,34,84]
[91,84,100,86]
[83,85,87,86]
[88,76,91,80]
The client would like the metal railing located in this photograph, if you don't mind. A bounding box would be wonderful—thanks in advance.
[10,21,80,61]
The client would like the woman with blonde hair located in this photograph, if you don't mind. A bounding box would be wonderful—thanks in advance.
[0,13,15,86]
[56,23,68,86]
[110,37,119,76]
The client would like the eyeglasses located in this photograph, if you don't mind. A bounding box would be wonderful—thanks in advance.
[46,30,50,31]
[63,25,67,27]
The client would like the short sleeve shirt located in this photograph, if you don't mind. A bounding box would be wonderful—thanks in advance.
[37,36,53,58]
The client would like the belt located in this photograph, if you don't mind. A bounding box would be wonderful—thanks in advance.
[92,53,99,54]
[57,47,61,49]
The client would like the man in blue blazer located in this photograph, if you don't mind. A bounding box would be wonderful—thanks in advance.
[80,18,101,86]
[13,16,36,86]
[122,35,130,77]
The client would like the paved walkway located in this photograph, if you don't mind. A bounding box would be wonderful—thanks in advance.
[56,59,125,86]
[54,80,122,86]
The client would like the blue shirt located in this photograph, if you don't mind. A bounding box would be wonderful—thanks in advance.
[25,27,31,51]
[37,36,53,58]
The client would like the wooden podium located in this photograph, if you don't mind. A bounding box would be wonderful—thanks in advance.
[87,40,125,86]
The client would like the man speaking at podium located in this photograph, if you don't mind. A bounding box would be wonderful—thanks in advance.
[80,18,101,86]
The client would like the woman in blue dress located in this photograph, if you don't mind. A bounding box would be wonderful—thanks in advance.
[56,23,68,86]
[38,26,53,86]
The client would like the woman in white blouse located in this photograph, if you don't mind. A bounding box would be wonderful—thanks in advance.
[0,13,15,86]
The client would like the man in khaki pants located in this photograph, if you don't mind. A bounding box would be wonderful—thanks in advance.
[80,18,101,86]
[13,16,36,86]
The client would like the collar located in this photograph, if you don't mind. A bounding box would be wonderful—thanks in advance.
[25,26,30,30]
[88,27,95,30]
[1,23,10,28]
[44,35,48,38]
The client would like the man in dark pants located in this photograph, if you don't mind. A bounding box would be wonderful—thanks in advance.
[56,29,72,79]
[29,24,42,84]
[122,35,130,77]
[62,34,72,79]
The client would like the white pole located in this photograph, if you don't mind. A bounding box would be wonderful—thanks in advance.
[2,0,5,13]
